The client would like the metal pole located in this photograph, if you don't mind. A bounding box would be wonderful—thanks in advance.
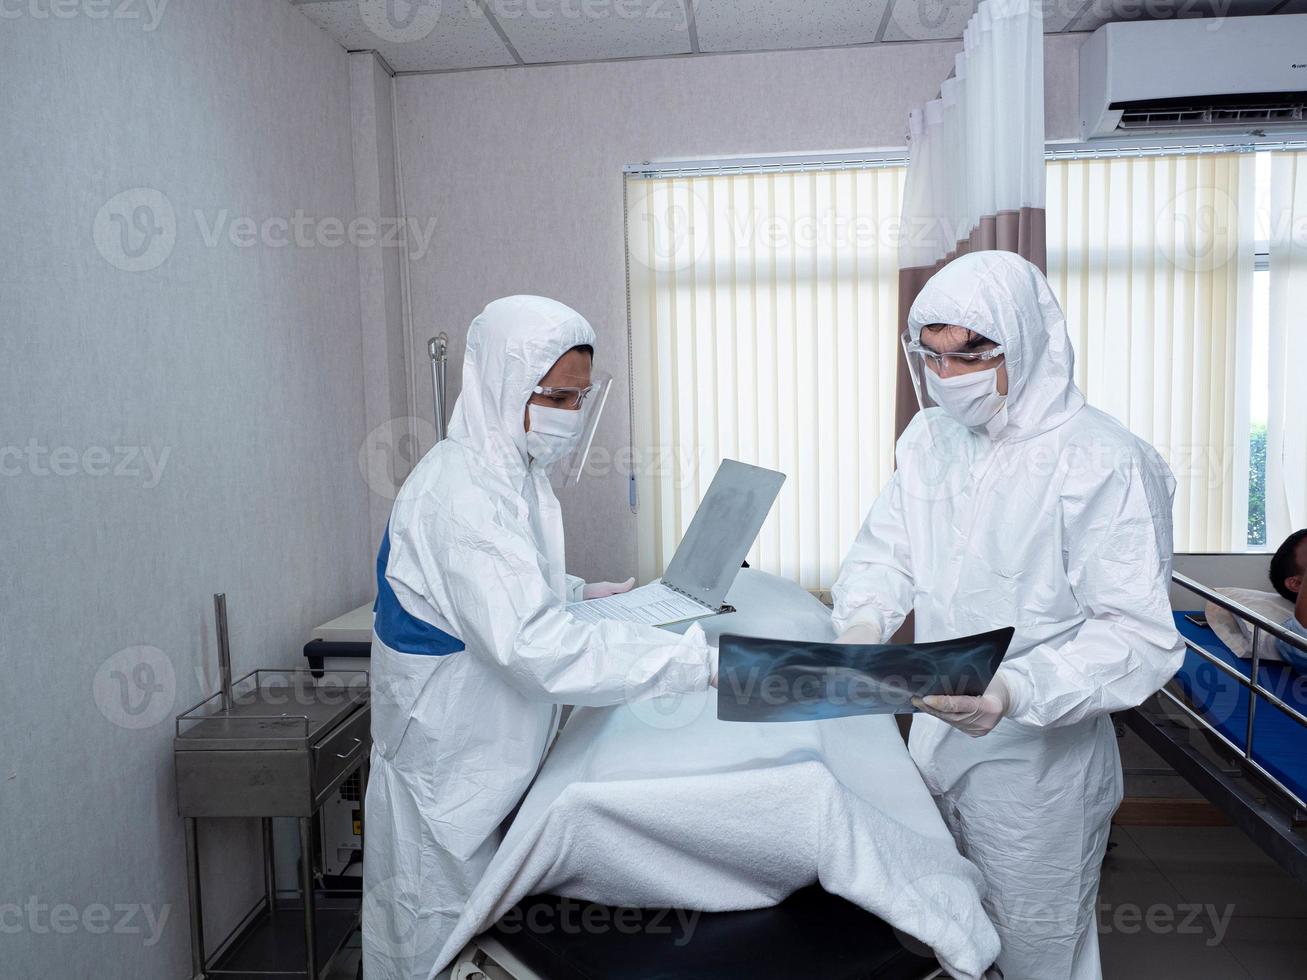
[185,818,206,979]
[262,818,277,915]
[428,334,449,444]
[300,817,319,980]
[1246,626,1262,761]
[214,593,233,713]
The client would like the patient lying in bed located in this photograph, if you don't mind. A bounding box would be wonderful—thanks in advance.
[1270,529,1307,672]
[431,570,1000,980]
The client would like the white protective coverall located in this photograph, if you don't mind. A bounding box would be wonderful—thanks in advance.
[362,296,714,980]
[832,252,1184,980]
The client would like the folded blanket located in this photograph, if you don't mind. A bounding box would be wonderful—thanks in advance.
[433,571,1000,979]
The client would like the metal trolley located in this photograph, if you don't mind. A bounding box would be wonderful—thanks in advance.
[174,595,371,979]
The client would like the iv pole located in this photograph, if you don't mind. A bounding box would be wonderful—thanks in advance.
[428,334,449,443]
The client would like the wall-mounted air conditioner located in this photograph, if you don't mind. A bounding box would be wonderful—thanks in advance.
[1079,14,1307,139]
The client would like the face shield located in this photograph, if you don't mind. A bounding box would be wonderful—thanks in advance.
[528,370,612,486]
[901,328,1006,411]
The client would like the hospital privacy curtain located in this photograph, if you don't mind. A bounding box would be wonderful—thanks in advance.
[1046,152,1255,551]
[1267,151,1307,543]
[625,169,905,592]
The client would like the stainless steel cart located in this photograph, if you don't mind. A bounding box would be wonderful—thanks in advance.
[174,666,370,979]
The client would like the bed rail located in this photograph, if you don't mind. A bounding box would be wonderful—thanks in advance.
[1166,571,1307,815]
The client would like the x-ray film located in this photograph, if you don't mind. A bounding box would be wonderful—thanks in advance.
[716,626,1016,722]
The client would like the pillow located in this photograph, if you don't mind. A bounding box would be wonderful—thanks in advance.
[1202,588,1296,663]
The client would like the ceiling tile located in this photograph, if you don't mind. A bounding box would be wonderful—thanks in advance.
[692,0,891,53]
[291,0,515,71]
[882,0,978,42]
[485,0,694,64]
[1067,0,1283,33]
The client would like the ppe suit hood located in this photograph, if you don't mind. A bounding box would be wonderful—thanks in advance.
[908,251,1085,442]
[447,295,597,473]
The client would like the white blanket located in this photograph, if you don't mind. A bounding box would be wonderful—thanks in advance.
[434,571,1000,979]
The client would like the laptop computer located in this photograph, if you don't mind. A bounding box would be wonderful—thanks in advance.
[567,459,786,628]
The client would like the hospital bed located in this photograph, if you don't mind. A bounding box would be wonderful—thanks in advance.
[440,570,996,980]
[1122,571,1307,886]
[449,887,942,980]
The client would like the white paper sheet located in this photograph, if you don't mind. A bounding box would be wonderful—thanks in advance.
[566,582,711,627]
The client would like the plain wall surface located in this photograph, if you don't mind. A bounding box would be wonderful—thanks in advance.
[0,2,373,976]
[393,33,1086,582]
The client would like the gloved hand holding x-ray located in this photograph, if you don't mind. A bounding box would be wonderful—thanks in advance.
[715,626,1014,722]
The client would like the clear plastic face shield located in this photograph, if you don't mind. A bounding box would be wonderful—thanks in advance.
[526,370,613,486]
[902,326,1006,411]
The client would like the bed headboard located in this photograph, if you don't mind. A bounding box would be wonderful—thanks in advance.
[1170,552,1275,609]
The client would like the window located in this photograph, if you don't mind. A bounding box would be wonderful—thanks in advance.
[625,168,905,592]
[1045,152,1255,552]
[626,148,1304,590]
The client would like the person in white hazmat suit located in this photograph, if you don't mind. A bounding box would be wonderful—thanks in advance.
[362,295,714,980]
[832,251,1184,980]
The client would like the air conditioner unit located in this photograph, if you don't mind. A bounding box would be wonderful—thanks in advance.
[1079,14,1307,139]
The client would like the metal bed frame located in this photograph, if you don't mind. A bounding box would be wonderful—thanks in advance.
[1122,570,1307,884]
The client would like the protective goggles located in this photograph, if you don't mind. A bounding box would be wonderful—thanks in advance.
[901,331,1005,372]
[530,382,603,410]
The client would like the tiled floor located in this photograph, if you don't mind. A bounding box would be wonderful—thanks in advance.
[1099,825,1307,978]
[328,824,1307,979]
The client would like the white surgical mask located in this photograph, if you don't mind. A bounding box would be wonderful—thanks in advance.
[925,367,1007,432]
[525,403,585,466]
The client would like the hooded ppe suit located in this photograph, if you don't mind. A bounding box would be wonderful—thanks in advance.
[832,252,1184,980]
[362,296,714,980]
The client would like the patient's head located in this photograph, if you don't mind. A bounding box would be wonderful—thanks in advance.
[1270,529,1307,601]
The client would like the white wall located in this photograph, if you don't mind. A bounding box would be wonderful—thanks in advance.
[393,33,1086,582]
[0,2,376,976]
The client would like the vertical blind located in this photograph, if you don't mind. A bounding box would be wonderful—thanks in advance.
[628,152,1268,581]
[626,169,905,591]
[1046,152,1255,551]
[1267,151,1307,543]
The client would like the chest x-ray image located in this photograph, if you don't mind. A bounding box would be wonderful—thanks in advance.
[716,626,1015,722]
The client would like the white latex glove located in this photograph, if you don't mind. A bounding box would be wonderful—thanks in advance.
[914,675,1011,738]
[835,623,884,645]
[582,577,636,600]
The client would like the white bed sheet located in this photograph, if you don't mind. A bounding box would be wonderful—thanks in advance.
[433,570,1000,979]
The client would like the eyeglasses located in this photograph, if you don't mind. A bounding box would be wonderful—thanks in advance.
[903,332,1005,371]
[530,383,601,409]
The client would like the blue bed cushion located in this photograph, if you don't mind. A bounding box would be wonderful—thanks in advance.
[1171,611,1307,804]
